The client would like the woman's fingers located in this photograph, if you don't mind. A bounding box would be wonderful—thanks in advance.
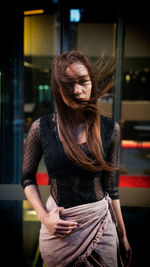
[53,207,78,227]
[46,207,78,237]
[55,220,78,237]
[125,248,132,267]
[59,219,78,227]
[56,225,77,231]
[55,228,75,238]
[55,221,78,235]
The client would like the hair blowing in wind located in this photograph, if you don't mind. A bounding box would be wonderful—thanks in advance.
[51,50,116,172]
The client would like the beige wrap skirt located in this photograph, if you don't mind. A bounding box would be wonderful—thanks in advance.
[39,194,123,267]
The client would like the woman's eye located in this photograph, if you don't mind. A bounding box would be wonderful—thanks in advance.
[80,80,91,85]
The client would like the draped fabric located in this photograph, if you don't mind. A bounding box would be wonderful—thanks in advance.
[39,194,123,267]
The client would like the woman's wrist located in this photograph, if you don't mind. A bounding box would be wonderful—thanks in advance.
[38,209,49,223]
[116,226,127,240]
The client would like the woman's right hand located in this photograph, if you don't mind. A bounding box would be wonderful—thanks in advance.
[41,207,78,238]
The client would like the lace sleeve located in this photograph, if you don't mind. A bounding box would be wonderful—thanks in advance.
[102,122,120,199]
[21,118,43,188]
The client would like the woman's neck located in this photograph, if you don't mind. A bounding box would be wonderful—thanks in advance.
[57,111,87,144]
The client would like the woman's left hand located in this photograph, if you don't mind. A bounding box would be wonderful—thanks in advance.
[119,236,132,267]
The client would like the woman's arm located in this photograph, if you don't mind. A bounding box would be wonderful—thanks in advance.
[24,184,48,221]
[22,119,77,237]
[112,199,132,267]
[112,199,126,238]
[102,121,132,266]
[24,184,78,238]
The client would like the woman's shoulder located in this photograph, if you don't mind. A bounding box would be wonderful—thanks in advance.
[100,114,116,148]
[100,114,120,135]
[28,117,40,135]
[100,114,120,147]
[100,113,115,130]
[39,112,56,134]
[40,112,55,122]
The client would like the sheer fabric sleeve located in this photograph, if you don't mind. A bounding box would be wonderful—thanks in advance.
[102,122,120,199]
[21,118,43,189]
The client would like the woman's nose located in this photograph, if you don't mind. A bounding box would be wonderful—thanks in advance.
[74,84,83,95]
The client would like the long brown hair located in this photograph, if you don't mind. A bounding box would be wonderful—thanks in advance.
[51,50,116,172]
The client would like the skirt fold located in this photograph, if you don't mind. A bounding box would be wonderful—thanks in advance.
[39,194,122,267]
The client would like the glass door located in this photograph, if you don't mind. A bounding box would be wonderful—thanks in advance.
[23,7,60,266]
[62,7,117,118]
[120,22,150,185]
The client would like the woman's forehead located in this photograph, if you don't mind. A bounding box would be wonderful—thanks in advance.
[66,62,89,77]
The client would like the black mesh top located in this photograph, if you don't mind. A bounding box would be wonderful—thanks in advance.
[21,113,120,208]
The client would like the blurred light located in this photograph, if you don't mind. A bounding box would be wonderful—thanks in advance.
[44,85,49,90]
[38,85,44,90]
[125,74,130,82]
[24,9,44,16]
[144,68,149,73]
[70,9,81,22]
[135,70,139,75]
[26,210,37,215]
[38,84,50,90]
[141,76,146,83]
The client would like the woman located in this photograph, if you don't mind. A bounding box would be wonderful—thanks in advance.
[21,50,132,266]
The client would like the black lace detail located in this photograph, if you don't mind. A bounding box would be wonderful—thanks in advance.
[101,121,120,200]
[21,119,43,188]
[21,113,120,207]
[100,115,115,159]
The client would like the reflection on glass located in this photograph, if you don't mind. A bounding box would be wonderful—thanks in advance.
[24,12,58,130]
[23,10,59,266]
[76,22,115,118]
[120,23,150,180]
[70,9,81,23]
[23,200,41,266]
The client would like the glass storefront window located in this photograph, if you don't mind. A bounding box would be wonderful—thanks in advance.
[68,9,117,118]
[22,10,118,265]
[1,6,150,267]
[77,22,115,117]
[23,8,60,266]
[24,12,59,130]
[120,23,150,178]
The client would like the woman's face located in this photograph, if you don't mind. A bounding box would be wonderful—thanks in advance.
[66,62,92,101]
